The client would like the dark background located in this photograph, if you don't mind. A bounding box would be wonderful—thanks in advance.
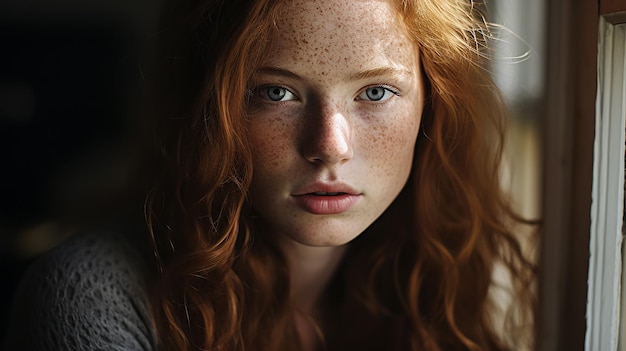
[0,0,163,338]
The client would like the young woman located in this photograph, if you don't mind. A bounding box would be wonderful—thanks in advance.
[4,0,536,350]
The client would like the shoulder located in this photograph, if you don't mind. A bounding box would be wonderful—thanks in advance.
[3,228,158,351]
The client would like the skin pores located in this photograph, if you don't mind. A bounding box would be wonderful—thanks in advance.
[247,0,424,248]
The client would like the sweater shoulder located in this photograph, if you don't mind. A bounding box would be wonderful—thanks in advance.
[4,229,157,351]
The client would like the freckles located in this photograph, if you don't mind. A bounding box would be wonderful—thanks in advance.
[251,116,292,168]
[359,125,389,173]
[359,116,415,178]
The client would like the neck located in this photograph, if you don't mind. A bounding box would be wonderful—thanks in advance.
[281,240,347,314]
[277,239,347,351]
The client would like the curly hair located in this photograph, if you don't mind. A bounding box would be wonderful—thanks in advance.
[144,0,536,350]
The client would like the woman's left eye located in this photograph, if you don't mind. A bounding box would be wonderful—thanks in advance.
[357,86,398,102]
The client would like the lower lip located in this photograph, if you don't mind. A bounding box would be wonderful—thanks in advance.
[293,194,360,215]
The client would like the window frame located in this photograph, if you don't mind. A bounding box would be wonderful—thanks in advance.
[586,15,626,351]
[537,1,598,350]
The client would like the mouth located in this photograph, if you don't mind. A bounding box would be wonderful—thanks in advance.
[292,192,360,215]
[291,182,361,214]
[309,192,348,196]
[293,182,360,197]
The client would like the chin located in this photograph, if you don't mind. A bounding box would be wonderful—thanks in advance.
[281,219,374,248]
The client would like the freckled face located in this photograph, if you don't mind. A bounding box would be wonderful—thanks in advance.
[247,0,424,247]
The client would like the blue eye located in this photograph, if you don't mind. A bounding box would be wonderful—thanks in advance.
[357,86,397,102]
[259,86,296,102]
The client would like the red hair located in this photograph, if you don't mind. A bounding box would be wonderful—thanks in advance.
[144,0,536,350]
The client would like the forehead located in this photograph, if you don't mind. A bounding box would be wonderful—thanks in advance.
[262,0,417,72]
[276,0,399,28]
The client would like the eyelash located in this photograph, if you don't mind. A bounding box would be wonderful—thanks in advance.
[356,84,401,103]
[255,85,299,103]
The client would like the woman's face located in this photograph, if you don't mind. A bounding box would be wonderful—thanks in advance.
[248,0,424,247]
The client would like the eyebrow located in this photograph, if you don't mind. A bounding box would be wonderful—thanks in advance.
[255,66,413,81]
[255,67,303,80]
[348,67,414,81]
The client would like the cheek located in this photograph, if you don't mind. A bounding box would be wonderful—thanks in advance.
[249,117,293,170]
[362,109,421,178]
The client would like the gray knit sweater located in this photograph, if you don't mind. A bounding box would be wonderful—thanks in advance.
[3,230,158,350]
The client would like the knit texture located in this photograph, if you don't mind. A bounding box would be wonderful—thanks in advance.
[3,230,157,351]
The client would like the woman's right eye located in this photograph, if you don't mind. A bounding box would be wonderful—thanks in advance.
[258,86,296,102]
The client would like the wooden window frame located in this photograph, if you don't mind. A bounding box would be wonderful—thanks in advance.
[538,0,597,350]
[539,1,626,350]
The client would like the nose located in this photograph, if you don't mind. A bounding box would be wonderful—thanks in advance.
[301,103,353,166]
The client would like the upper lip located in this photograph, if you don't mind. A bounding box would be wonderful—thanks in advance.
[292,182,360,196]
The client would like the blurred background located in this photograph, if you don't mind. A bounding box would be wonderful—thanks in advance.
[0,0,545,341]
[0,0,163,336]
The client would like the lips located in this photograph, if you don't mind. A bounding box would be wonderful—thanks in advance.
[292,183,361,214]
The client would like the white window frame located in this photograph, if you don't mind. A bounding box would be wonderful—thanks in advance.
[586,16,626,351]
